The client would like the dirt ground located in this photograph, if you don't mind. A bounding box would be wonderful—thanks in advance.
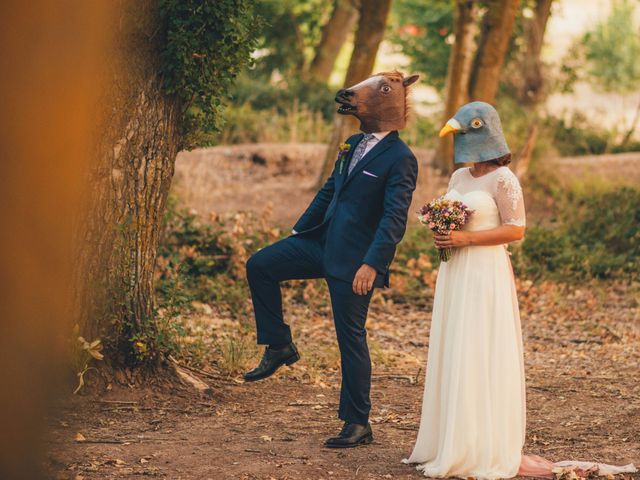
[45,145,640,479]
[171,144,640,227]
[46,281,640,479]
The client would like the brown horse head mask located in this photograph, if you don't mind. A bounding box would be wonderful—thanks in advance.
[335,71,419,133]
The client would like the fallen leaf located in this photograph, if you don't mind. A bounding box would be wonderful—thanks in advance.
[74,433,86,442]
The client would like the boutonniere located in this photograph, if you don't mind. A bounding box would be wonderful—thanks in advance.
[338,143,351,174]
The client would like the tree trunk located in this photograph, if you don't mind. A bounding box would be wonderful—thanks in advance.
[76,0,182,364]
[621,94,640,146]
[308,0,359,83]
[315,0,392,189]
[468,0,520,103]
[513,123,538,178]
[518,0,553,104]
[433,0,478,174]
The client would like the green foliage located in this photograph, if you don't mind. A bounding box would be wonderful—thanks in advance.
[513,183,640,280]
[158,180,639,332]
[388,0,453,91]
[611,140,640,154]
[395,226,441,271]
[230,74,336,119]
[580,0,640,93]
[542,109,640,157]
[545,113,612,156]
[213,74,437,146]
[156,199,280,315]
[159,0,260,147]
[403,115,439,148]
[209,101,331,144]
[253,0,331,78]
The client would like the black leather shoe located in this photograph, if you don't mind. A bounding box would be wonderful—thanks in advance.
[324,422,373,448]
[243,343,300,382]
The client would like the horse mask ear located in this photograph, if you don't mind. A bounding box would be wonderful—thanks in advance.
[402,74,420,87]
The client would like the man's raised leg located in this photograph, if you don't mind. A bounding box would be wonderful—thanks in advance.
[244,235,324,381]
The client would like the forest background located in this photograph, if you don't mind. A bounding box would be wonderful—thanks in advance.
[0,1,638,479]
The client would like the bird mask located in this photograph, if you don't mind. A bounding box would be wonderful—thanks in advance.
[439,101,510,164]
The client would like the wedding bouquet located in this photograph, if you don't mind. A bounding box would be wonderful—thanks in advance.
[418,196,473,262]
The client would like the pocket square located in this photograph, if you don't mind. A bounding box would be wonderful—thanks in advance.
[362,170,378,178]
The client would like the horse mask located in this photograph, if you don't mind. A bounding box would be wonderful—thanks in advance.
[335,71,420,133]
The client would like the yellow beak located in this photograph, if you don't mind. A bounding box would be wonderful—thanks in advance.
[439,118,462,137]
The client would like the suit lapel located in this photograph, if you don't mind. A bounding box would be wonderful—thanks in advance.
[341,131,398,189]
[336,133,364,191]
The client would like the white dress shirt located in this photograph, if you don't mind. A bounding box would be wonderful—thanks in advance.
[361,131,390,156]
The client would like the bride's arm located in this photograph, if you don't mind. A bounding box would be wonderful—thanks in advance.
[434,225,525,249]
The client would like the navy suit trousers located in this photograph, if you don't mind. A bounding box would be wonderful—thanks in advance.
[246,230,373,425]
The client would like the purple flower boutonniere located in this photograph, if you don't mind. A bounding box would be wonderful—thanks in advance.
[338,143,351,174]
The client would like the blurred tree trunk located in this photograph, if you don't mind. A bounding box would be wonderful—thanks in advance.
[433,0,478,174]
[468,0,520,103]
[621,95,640,146]
[76,0,182,364]
[308,0,359,83]
[315,0,392,189]
[518,0,553,104]
[0,2,113,477]
[511,0,553,178]
[513,123,538,178]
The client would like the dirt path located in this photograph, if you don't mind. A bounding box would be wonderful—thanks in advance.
[172,144,640,226]
[46,282,640,479]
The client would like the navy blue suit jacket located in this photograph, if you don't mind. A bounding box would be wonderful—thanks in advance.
[293,131,418,287]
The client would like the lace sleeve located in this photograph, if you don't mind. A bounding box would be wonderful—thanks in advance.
[495,168,526,226]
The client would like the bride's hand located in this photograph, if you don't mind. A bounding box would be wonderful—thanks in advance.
[434,230,471,249]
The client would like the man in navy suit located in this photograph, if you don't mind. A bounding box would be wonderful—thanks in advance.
[244,71,419,448]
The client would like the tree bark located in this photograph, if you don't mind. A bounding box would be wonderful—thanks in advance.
[433,0,478,174]
[621,94,640,146]
[513,123,538,178]
[75,0,182,363]
[468,0,520,103]
[315,0,392,189]
[308,0,359,83]
[518,0,553,104]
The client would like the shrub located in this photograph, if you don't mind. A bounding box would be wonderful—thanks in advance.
[611,140,640,154]
[230,75,336,120]
[157,181,639,327]
[156,199,280,315]
[545,113,612,156]
[211,101,332,145]
[515,184,640,280]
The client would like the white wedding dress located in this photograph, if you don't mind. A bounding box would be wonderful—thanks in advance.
[404,166,527,479]
[404,167,637,479]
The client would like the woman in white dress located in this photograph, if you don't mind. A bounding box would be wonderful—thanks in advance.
[403,102,636,479]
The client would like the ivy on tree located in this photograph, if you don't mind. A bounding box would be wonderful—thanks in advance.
[159,0,260,147]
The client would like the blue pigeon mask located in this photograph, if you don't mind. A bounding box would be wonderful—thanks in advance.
[438,101,510,164]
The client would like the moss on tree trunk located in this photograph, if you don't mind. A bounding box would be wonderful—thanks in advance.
[76,1,182,365]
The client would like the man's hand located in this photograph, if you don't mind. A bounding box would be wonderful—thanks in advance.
[352,264,377,295]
